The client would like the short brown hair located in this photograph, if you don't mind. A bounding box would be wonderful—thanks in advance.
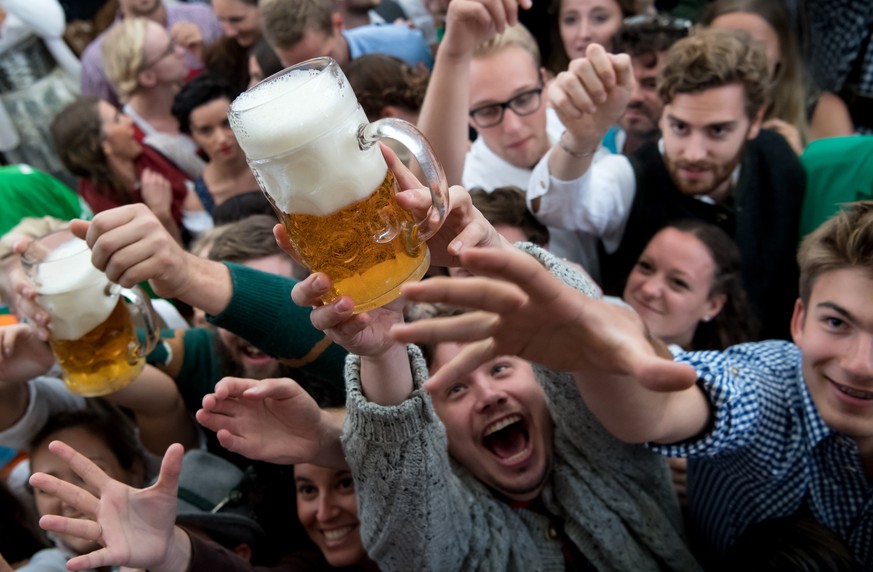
[260,0,333,50]
[345,54,429,120]
[657,28,769,119]
[469,187,549,246]
[797,201,873,306]
[207,215,284,263]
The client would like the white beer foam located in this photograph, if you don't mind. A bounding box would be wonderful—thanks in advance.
[230,66,387,217]
[36,237,117,341]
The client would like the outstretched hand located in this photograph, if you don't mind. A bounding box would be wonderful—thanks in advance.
[392,246,698,392]
[197,377,332,465]
[29,441,185,571]
[0,323,54,382]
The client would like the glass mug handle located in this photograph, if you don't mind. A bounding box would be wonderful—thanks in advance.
[357,118,449,241]
[115,284,159,363]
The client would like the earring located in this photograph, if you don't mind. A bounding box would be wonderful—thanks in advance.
[702,315,713,322]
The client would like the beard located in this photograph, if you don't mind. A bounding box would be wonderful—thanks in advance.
[664,139,747,197]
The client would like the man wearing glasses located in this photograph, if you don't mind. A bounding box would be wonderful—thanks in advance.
[417,0,605,278]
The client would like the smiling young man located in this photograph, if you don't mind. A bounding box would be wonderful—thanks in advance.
[528,28,805,340]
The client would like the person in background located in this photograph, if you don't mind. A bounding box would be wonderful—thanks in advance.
[247,38,284,88]
[547,0,627,75]
[80,0,222,107]
[101,17,206,179]
[171,73,268,217]
[0,0,81,188]
[0,166,91,238]
[205,0,262,93]
[701,0,854,151]
[345,54,428,124]
[51,97,208,244]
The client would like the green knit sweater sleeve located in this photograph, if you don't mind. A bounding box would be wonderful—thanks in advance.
[207,262,348,383]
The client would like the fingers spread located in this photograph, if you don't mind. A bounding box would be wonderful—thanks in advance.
[38,513,102,542]
[48,440,112,491]
[424,339,495,392]
[400,275,525,313]
[30,472,100,516]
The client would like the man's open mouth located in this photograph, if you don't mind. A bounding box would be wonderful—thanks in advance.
[482,414,530,463]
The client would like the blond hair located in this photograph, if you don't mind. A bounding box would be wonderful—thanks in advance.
[657,28,770,120]
[260,0,333,50]
[102,18,149,103]
[474,24,541,66]
[797,201,873,306]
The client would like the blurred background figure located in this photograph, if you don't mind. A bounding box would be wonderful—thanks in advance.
[0,0,81,188]
[547,0,628,75]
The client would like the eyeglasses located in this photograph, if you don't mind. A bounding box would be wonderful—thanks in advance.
[623,14,693,33]
[469,82,544,129]
[142,39,177,70]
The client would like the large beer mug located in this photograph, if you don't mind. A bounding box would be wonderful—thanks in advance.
[228,57,449,312]
[21,230,158,397]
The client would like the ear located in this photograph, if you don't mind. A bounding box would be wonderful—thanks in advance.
[138,68,157,89]
[705,293,727,321]
[790,298,806,346]
[232,543,253,562]
[746,105,765,140]
[331,11,345,33]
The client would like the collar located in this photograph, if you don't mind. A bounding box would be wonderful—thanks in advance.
[796,353,837,449]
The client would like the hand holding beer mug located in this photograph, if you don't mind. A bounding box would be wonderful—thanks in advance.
[229,57,449,313]
[20,230,158,396]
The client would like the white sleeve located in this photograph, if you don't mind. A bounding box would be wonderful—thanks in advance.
[527,150,637,253]
[0,377,86,449]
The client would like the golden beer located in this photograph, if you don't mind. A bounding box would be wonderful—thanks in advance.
[50,297,146,397]
[280,169,428,312]
[229,57,448,312]
[22,230,158,396]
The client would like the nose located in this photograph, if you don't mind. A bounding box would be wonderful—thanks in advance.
[473,378,507,412]
[316,491,339,522]
[639,276,661,299]
[681,132,708,162]
[841,334,873,381]
[500,107,524,135]
[222,23,238,38]
[578,19,592,41]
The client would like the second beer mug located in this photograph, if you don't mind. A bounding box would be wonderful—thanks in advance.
[21,230,158,397]
[229,57,449,312]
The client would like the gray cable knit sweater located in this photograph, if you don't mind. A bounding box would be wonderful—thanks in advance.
[340,245,702,572]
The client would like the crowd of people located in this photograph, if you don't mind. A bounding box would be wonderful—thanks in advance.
[1,0,872,569]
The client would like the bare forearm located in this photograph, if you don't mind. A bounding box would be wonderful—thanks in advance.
[0,383,29,431]
[360,343,415,406]
[546,131,600,182]
[172,256,233,316]
[314,407,350,470]
[416,51,473,186]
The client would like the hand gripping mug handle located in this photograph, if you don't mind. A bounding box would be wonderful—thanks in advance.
[358,118,449,241]
[115,284,159,364]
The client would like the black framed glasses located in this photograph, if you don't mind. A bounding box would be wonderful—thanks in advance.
[469,82,544,129]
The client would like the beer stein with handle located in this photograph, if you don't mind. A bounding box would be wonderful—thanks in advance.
[21,229,159,397]
[228,56,449,313]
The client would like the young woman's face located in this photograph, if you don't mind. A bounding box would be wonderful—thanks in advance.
[559,0,623,61]
[98,100,141,160]
[295,463,367,567]
[30,426,139,555]
[623,228,726,349]
[213,0,261,48]
[188,97,242,162]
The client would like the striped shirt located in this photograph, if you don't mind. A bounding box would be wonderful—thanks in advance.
[650,341,873,566]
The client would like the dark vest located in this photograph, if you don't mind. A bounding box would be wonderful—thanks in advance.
[599,129,805,341]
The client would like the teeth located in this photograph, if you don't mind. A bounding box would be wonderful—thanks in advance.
[837,384,873,400]
[323,526,354,541]
[484,415,522,436]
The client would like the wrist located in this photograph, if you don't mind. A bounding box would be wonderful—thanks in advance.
[558,130,598,159]
[154,526,192,572]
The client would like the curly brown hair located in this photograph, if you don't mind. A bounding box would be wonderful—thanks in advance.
[657,28,770,120]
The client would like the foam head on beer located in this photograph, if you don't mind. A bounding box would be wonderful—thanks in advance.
[229,61,387,217]
[34,237,116,341]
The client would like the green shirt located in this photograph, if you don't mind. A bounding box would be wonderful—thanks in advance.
[0,164,91,235]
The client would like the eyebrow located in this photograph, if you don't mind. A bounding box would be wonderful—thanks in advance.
[665,114,738,130]
[817,301,855,322]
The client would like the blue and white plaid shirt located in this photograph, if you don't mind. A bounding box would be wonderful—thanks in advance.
[650,341,873,566]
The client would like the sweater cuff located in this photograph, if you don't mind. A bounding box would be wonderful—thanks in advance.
[342,345,438,445]
[207,263,347,379]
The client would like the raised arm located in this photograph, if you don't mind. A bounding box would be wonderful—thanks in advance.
[393,245,711,444]
[417,0,531,185]
[546,45,634,181]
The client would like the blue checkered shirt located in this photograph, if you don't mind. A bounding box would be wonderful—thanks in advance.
[649,341,873,566]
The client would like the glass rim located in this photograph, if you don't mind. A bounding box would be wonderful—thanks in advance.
[229,56,337,114]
